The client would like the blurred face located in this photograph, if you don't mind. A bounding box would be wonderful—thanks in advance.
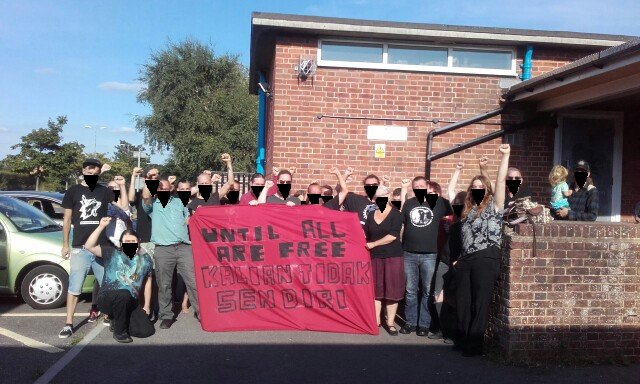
[307,184,322,195]
[158,180,171,191]
[321,186,333,196]
[412,179,427,189]
[507,169,522,182]
[197,174,212,185]
[278,174,292,184]
[121,234,138,244]
[177,182,191,191]
[83,165,101,176]
[472,179,485,189]
[146,169,159,180]
[251,176,265,187]
[363,177,378,187]
[231,182,240,191]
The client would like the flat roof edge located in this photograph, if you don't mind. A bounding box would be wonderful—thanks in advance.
[252,16,630,48]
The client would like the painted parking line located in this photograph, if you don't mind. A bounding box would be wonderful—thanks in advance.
[0,326,65,354]
[0,313,90,317]
[34,323,106,384]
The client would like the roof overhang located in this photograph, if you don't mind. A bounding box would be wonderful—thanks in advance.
[249,12,634,94]
[504,39,640,111]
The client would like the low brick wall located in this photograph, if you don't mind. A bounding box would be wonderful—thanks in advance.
[489,222,640,362]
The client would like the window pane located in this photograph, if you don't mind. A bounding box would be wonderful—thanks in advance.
[321,42,383,63]
[388,45,448,66]
[452,49,512,70]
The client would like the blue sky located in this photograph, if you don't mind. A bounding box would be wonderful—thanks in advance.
[1,0,639,165]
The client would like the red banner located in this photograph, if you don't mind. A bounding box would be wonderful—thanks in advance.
[189,205,378,334]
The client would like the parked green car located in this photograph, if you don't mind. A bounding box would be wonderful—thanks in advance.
[0,195,94,309]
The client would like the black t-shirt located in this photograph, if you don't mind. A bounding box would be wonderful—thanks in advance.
[505,185,535,208]
[132,190,152,243]
[322,196,341,210]
[187,192,220,214]
[401,196,453,253]
[364,208,403,258]
[342,193,378,227]
[62,184,112,247]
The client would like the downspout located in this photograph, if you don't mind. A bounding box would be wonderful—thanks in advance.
[520,45,533,81]
[256,72,267,174]
[425,107,504,178]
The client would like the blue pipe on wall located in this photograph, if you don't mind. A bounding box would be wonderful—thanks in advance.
[520,45,533,81]
[256,72,266,174]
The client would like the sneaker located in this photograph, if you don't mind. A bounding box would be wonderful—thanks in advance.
[399,324,416,334]
[103,316,111,326]
[427,331,443,339]
[113,332,133,343]
[88,308,101,323]
[58,324,73,339]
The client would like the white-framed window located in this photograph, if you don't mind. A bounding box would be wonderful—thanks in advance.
[317,38,517,77]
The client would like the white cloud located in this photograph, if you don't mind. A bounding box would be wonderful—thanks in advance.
[98,81,146,93]
[112,127,135,134]
[34,67,56,75]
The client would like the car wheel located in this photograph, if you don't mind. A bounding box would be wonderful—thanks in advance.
[20,265,68,309]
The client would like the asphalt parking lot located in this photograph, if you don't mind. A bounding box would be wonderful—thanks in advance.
[1,296,639,384]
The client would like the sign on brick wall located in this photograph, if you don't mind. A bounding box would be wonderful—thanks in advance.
[367,125,407,141]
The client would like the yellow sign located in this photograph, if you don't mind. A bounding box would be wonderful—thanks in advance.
[374,144,386,158]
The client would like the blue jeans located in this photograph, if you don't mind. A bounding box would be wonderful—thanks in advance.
[68,247,104,296]
[403,251,437,328]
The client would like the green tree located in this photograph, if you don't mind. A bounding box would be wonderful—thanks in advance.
[102,140,149,178]
[135,40,258,178]
[3,116,85,190]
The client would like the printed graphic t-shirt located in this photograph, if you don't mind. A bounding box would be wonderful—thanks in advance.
[100,246,154,299]
[62,184,112,247]
[342,193,378,227]
[401,196,453,253]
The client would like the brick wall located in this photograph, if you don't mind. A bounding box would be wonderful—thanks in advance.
[265,35,592,195]
[489,222,640,362]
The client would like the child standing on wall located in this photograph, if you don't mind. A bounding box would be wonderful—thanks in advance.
[549,165,572,211]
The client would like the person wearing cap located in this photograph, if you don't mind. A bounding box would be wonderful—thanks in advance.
[58,158,113,338]
[554,160,599,221]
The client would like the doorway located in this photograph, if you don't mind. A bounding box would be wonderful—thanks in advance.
[554,112,623,222]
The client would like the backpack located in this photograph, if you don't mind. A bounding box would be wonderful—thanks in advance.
[503,196,553,257]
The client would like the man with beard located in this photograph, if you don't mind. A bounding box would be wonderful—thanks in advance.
[142,179,199,329]
[187,154,235,213]
[59,158,113,338]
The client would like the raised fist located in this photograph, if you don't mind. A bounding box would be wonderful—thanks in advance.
[478,156,489,167]
[133,167,143,176]
[202,170,212,176]
[401,178,411,188]
[212,174,222,183]
[221,153,232,163]
[499,144,511,154]
[344,167,354,177]
[99,217,112,227]
[272,167,280,177]
[265,180,274,189]
[456,162,464,170]
[114,176,126,185]
[101,163,112,173]
[329,167,341,176]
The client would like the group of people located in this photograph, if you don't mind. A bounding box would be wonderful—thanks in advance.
[58,146,599,355]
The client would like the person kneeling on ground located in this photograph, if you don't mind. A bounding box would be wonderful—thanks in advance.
[85,217,154,343]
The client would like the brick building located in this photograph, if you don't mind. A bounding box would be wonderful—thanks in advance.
[249,12,639,222]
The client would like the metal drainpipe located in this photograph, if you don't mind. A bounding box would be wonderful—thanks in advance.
[425,107,504,178]
[520,45,534,81]
[256,72,267,174]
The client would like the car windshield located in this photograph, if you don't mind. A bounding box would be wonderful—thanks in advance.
[0,195,61,232]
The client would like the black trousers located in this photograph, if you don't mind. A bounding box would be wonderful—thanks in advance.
[454,246,501,353]
[97,290,137,334]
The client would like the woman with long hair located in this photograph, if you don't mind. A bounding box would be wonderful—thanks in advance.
[454,144,510,356]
